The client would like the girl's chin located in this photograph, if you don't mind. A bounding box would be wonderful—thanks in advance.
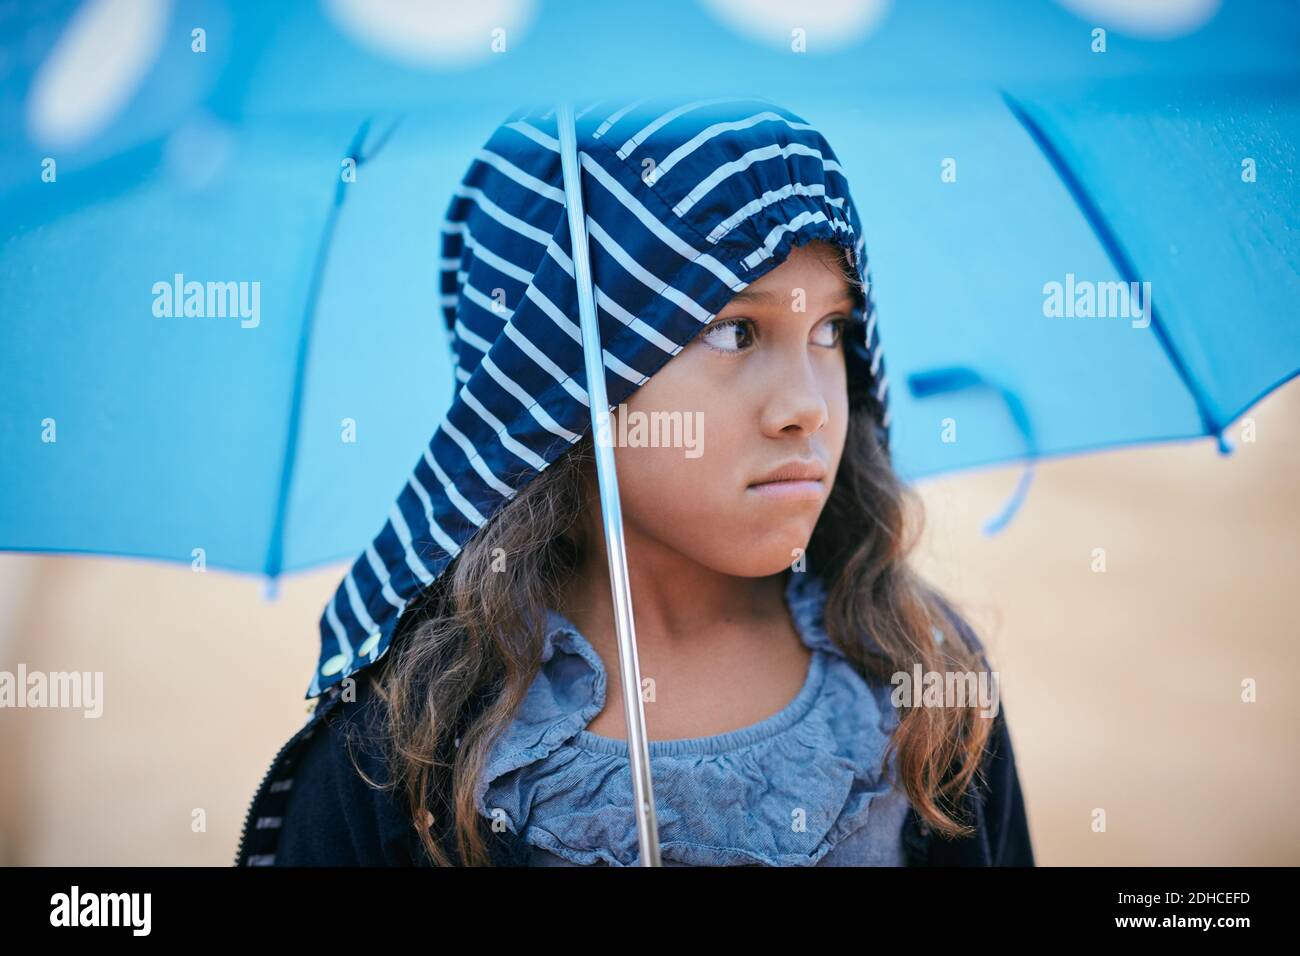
[704,534,817,577]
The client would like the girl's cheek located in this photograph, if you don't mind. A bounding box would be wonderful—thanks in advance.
[616,445,731,526]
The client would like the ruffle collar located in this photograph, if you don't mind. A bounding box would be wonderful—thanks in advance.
[473,570,903,866]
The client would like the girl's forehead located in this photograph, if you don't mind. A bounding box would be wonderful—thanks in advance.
[724,247,858,303]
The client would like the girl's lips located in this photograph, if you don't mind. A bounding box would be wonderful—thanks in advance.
[745,479,825,501]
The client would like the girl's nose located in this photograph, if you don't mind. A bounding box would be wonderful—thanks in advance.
[758,352,830,437]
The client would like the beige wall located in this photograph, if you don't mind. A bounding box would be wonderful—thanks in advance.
[2,382,1297,865]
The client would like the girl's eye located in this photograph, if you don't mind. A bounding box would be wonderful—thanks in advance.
[812,317,849,348]
[699,318,755,353]
[698,316,848,354]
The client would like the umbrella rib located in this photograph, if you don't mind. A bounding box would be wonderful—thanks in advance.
[357,116,404,166]
[1001,92,1229,454]
[263,119,375,585]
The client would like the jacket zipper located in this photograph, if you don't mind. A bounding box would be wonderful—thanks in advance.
[233,689,344,866]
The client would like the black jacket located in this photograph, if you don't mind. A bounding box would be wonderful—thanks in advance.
[235,665,1035,867]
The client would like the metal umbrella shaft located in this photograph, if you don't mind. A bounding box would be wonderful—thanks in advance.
[555,102,662,866]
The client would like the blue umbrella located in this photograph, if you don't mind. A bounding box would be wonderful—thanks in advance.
[2,2,1298,579]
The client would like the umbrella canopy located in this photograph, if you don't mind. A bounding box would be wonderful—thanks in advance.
[2,4,1297,567]
[3,82,1297,570]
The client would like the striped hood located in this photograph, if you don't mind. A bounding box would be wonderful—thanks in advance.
[307,97,891,699]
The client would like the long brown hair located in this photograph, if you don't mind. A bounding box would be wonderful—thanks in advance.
[353,240,995,866]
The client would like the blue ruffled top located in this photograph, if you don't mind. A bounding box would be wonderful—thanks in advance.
[473,569,910,866]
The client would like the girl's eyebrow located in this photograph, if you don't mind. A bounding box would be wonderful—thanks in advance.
[729,287,784,306]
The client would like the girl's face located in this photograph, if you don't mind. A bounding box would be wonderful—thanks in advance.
[609,241,852,577]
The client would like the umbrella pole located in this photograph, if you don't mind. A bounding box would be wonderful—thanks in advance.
[555,102,662,867]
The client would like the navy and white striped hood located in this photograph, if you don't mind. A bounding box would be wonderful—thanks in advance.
[308,97,891,699]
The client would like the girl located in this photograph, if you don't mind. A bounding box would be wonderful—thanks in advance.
[236,98,1033,867]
